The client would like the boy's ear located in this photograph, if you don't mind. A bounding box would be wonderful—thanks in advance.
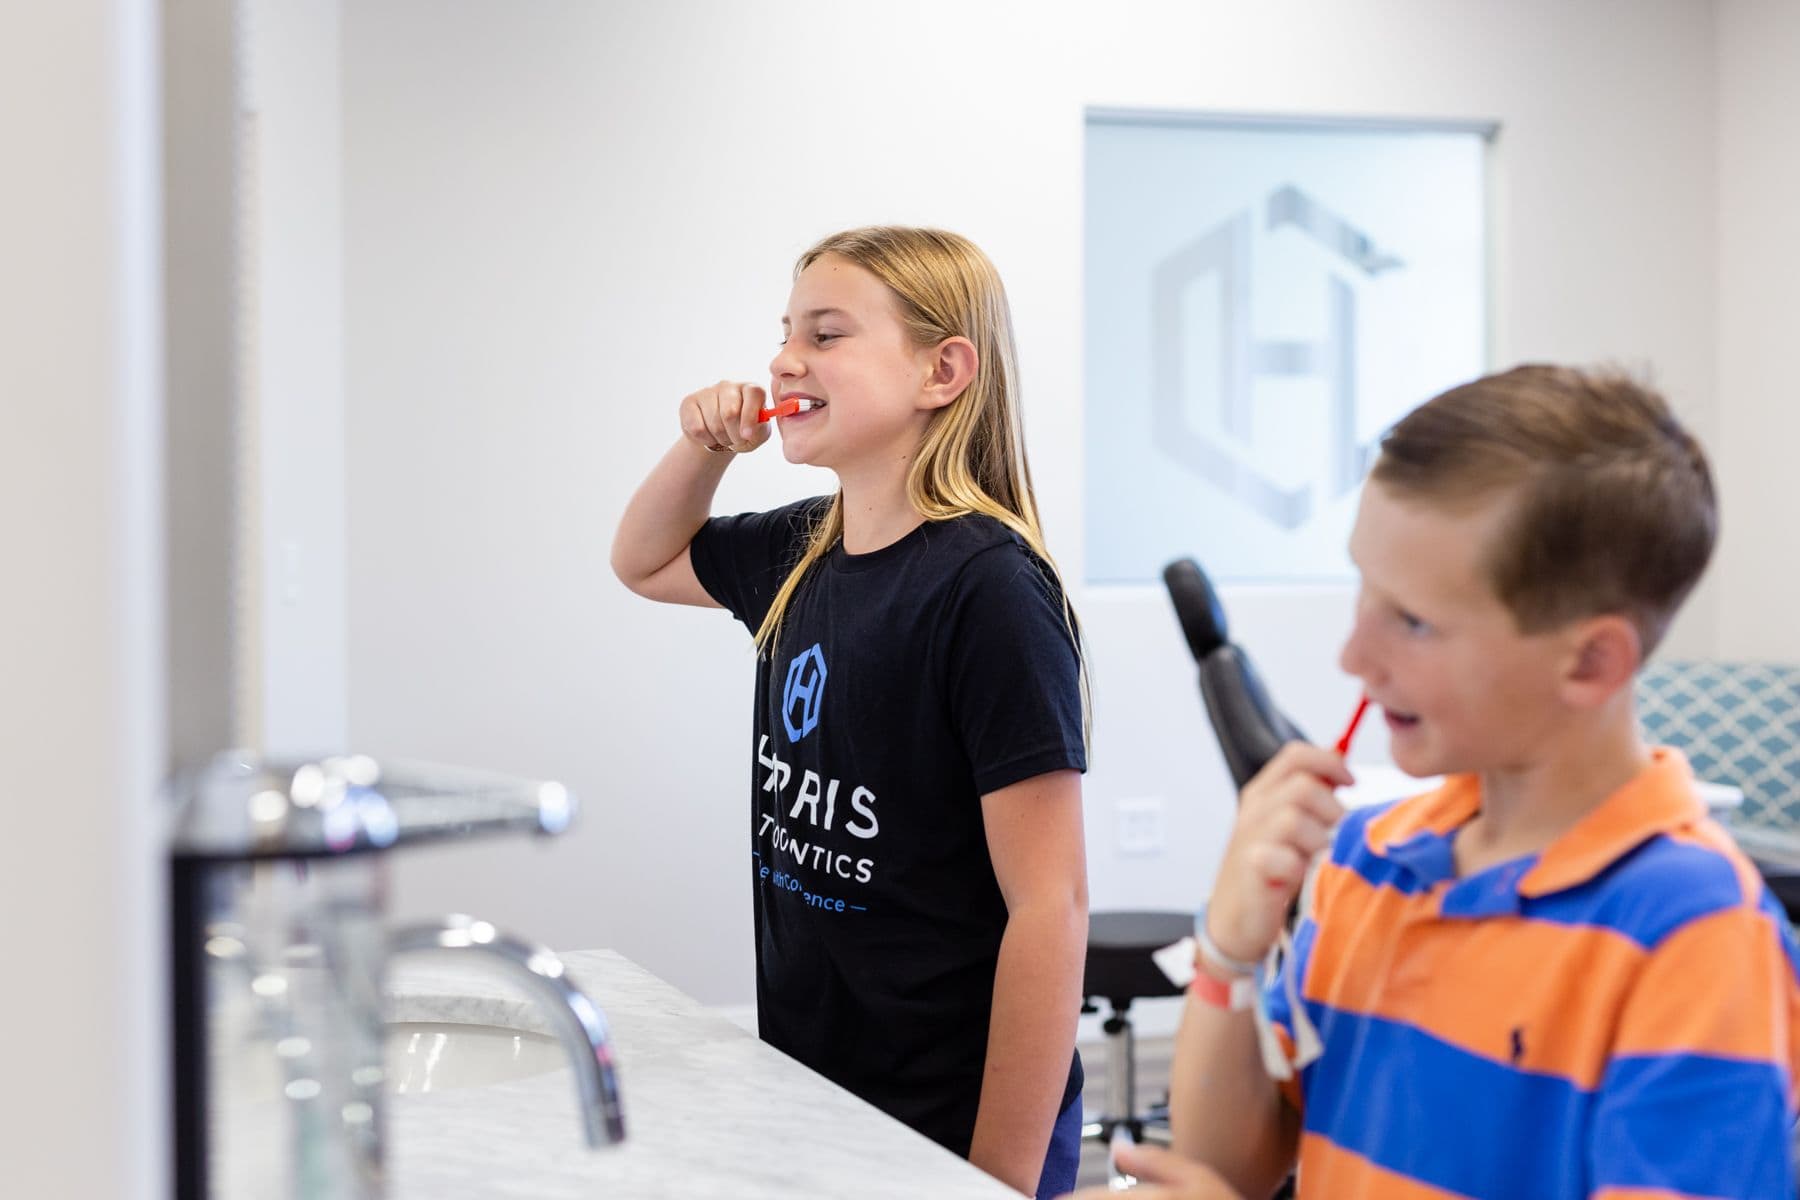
[1562,614,1642,707]
[919,336,978,411]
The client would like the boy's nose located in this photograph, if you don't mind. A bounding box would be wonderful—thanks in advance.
[1338,619,1373,682]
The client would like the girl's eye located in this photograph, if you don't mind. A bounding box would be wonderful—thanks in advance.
[812,332,840,346]
[1398,610,1430,635]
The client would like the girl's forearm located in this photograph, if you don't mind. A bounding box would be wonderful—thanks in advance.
[610,436,732,586]
[967,901,1086,1195]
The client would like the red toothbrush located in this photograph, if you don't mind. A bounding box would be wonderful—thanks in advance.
[757,397,823,423]
[1334,694,1371,758]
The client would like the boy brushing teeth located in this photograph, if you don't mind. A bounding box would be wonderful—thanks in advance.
[1071,365,1800,1200]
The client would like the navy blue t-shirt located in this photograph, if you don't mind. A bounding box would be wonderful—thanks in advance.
[689,496,1087,1157]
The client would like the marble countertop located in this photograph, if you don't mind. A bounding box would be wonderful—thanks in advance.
[384,949,1022,1199]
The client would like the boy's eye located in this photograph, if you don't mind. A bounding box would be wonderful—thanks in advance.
[812,332,840,346]
[1397,610,1430,635]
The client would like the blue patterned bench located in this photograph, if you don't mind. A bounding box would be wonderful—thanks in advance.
[1636,659,1800,916]
[1637,659,1800,829]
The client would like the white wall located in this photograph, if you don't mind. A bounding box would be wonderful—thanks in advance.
[338,0,1726,1009]
[245,0,350,756]
[1717,0,1800,664]
[1,2,165,1194]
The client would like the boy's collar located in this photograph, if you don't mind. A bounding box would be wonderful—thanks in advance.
[1364,748,1703,898]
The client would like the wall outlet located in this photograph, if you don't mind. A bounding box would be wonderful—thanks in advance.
[1116,795,1166,857]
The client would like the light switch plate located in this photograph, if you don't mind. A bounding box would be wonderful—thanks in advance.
[1117,795,1165,857]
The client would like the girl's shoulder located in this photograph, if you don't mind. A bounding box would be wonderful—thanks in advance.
[925,510,1014,552]
[917,512,1033,575]
[930,515,1065,603]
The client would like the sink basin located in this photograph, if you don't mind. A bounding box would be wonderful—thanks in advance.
[385,1020,566,1093]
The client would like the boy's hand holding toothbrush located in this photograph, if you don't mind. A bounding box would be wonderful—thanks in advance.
[1205,749,1350,968]
[1131,695,1365,1092]
[1203,696,1368,971]
[1185,697,1367,1083]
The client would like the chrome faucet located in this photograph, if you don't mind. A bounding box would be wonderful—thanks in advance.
[388,915,625,1147]
[167,752,626,1199]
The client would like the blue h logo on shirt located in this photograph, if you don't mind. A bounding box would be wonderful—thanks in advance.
[782,643,827,743]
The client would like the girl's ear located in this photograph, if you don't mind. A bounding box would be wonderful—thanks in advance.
[920,336,978,411]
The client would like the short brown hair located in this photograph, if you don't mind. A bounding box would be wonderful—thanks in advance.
[1370,364,1716,655]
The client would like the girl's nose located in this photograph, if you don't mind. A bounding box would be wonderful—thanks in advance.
[769,341,804,379]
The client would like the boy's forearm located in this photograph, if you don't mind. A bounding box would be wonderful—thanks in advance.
[968,901,1086,1195]
[610,436,731,584]
[1169,989,1298,1197]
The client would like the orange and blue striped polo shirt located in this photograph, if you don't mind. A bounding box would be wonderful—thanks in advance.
[1264,748,1800,1199]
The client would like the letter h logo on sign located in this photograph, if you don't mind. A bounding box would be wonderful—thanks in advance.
[782,643,828,743]
[1151,184,1404,531]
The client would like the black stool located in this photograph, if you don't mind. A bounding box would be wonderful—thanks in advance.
[1080,910,1191,1144]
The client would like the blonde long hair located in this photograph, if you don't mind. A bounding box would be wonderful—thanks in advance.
[752,227,1088,731]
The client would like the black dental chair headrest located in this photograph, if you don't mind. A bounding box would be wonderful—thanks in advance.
[1162,557,1307,791]
[1162,558,1230,659]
